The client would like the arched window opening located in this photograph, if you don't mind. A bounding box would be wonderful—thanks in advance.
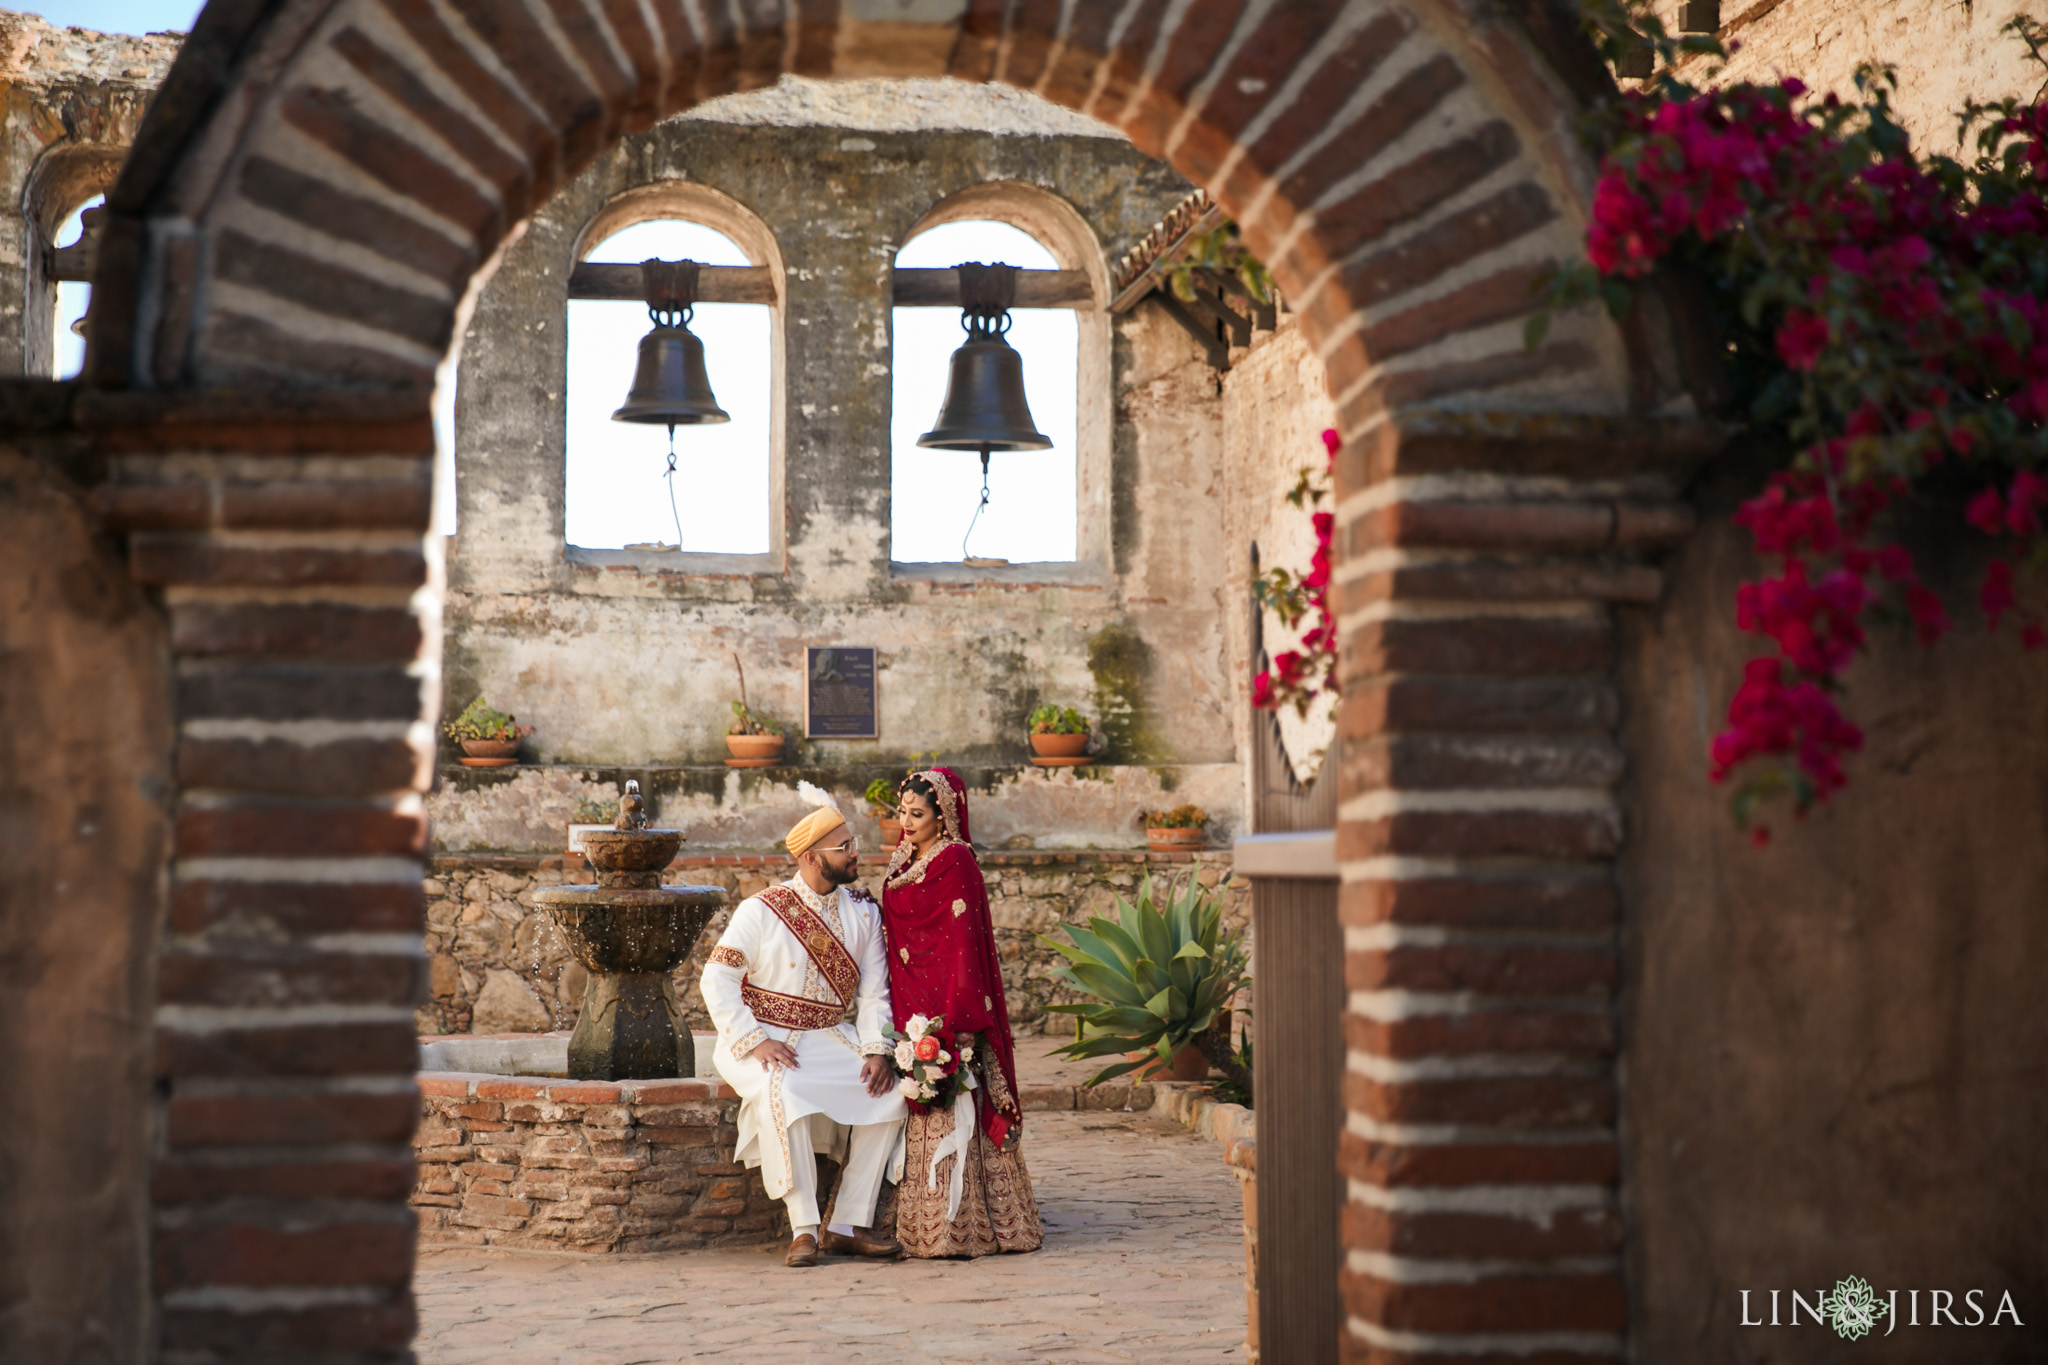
[892,220,1079,565]
[53,193,101,380]
[566,219,771,554]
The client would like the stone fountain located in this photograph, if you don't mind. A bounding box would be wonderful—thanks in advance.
[533,781,726,1079]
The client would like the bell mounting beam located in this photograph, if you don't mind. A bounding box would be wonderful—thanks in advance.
[565,263,1093,309]
[569,262,775,304]
[890,267,1091,309]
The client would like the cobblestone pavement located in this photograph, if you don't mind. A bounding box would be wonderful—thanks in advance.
[414,1109,1248,1363]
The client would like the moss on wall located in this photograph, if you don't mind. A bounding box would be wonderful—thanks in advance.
[1088,622,1165,763]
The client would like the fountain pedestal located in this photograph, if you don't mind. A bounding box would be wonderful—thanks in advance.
[532,795,725,1080]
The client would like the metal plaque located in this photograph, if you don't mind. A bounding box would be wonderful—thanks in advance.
[804,647,878,740]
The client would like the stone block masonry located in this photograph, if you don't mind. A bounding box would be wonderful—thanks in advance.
[414,1075,782,1252]
[422,850,1248,1038]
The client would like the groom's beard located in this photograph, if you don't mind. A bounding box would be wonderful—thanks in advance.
[819,859,860,887]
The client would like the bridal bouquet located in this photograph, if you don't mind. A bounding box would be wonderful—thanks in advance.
[887,1013,979,1108]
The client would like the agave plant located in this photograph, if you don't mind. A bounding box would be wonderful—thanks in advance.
[1038,873,1251,1099]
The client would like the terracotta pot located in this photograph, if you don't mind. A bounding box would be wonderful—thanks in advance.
[461,737,520,760]
[1029,731,1089,758]
[1146,825,1207,852]
[724,733,785,763]
[878,815,904,847]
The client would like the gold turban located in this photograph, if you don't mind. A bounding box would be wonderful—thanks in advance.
[785,807,846,859]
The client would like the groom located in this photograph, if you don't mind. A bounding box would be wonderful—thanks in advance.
[700,801,906,1266]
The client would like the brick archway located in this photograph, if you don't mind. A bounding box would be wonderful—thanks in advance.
[82,2,1712,1360]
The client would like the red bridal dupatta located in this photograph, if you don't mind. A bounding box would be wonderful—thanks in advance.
[880,767,1024,1149]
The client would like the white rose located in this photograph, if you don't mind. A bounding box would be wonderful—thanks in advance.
[917,1083,936,1102]
[960,1044,975,1062]
[896,1077,921,1099]
[907,1013,932,1039]
[938,1050,951,1065]
[893,1039,916,1069]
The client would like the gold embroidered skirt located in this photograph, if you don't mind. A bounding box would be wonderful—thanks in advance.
[895,1100,1043,1258]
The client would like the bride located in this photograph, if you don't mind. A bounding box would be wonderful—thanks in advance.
[880,767,1043,1257]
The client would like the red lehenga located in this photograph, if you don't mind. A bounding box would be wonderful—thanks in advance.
[881,767,1043,1258]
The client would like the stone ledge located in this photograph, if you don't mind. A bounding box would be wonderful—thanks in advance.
[417,1073,739,1103]
[430,849,1235,869]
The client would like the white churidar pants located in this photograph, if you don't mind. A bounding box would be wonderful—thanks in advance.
[782,1113,904,1229]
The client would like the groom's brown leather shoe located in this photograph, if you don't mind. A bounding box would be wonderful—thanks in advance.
[820,1228,902,1259]
[784,1234,819,1267]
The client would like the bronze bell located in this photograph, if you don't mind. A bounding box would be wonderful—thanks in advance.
[917,261,1051,454]
[612,321,729,427]
[611,257,730,428]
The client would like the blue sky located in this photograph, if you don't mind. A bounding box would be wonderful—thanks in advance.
[16,1,202,32]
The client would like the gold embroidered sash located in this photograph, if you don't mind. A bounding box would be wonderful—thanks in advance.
[741,885,860,1032]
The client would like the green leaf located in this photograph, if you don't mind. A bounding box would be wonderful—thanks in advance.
[1082,1058,1151,1087]
[1069,962,1149,1008]
[1523,311,1552,351]
[1089,918,1145,975]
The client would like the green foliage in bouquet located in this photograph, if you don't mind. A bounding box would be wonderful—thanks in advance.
[1038,873,1252,1100]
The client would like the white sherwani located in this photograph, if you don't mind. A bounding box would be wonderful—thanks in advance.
[700,877,905,1202]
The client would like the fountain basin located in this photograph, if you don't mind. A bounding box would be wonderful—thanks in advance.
[539,887,725,973]
[580,827,685,880]
[531,882,725,1081]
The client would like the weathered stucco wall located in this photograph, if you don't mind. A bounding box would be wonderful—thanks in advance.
[446,92,1226,782]
[1652,0,2042,154]
[1218,318,1337,789]
[1619,459,2048,1360]
[421,850,1247,1040]
[426,760,1240,853]
[0,443,168,1363]
[0,12,177,377]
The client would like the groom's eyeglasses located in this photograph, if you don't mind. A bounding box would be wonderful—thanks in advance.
[819,836,859,855]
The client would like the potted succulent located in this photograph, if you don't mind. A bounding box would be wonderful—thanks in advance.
[1039,873,1251,1095]
[865,776,903,846]
[1143,803,1209,852]
[726,701,787,766]
[1028,703,1090,760]
[444,695,532,767]
[724,655,786,767]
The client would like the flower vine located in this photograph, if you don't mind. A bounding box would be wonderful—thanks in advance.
[1253,428,1340,717]
[1537,3,2048,838]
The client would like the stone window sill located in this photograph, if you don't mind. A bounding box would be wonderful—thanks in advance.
[890,559,1109,588]
[566,545,782,578]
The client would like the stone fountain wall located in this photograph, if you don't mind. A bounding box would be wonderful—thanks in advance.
[422,850,1248,1039]
[414,1073,783,1251]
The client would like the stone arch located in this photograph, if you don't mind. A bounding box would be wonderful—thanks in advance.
[564,180,788,568]
[896,179,1111,570]
[71,3,1715,1361]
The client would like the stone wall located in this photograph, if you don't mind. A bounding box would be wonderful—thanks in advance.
[423,850,1247,1040]
[414,1074,784,1252]
[1647,0,2042,153]
[1619,455,2048,1359]
[0,442,168,1365]
[0,12,178,379]
[1218,317,1338,789]
[445,87,1237,778]
[426,759,1245,854]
